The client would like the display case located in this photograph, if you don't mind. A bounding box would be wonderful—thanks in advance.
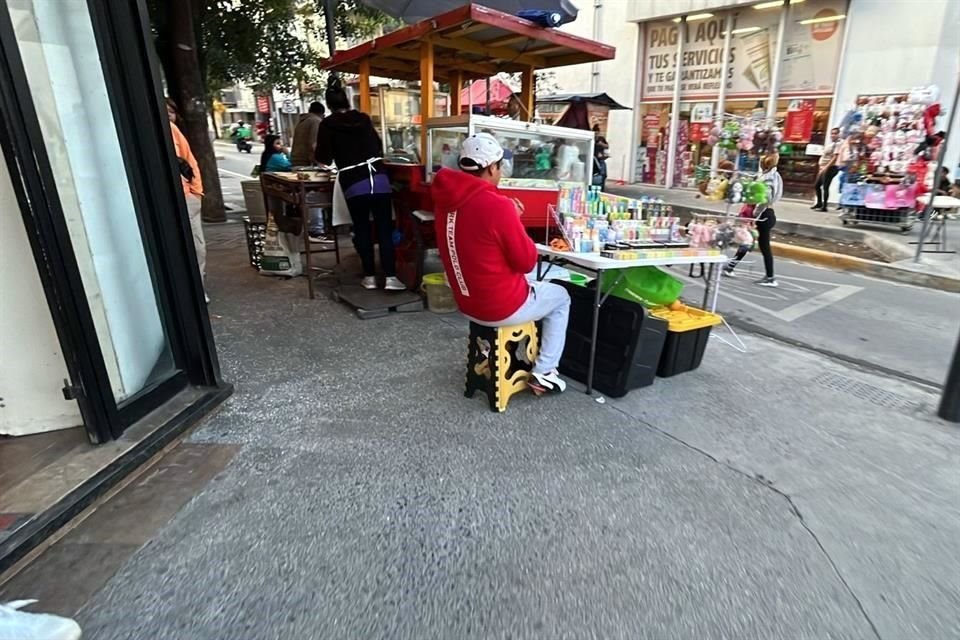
[425,114,595,191]
[352,86,451,165]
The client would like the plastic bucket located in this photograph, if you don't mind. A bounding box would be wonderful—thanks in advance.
[422,273,458,314]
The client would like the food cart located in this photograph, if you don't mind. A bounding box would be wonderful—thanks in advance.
[323,3,615,285]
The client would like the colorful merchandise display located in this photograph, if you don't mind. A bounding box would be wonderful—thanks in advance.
[835,85,942,231]
[552,186,721,259]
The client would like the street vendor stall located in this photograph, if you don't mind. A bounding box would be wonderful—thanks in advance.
[323,3,615,286]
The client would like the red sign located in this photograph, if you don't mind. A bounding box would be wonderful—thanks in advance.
[256,96,270,114]
[784,99,815,143]
[644,113,660,148]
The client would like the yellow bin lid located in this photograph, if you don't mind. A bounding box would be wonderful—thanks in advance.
[649,303,723,332]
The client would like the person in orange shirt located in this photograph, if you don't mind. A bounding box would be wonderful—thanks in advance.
[166,98,207,302]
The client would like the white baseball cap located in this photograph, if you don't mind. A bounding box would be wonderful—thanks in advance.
[458,132,504,170]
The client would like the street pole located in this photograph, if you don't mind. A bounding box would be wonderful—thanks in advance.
[323,0,336,57]
[914,73,960,262]
[941,330,960,422]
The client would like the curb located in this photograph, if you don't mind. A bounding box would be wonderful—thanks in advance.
[771,242,960,293]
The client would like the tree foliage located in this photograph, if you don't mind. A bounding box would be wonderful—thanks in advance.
[150,0,396,96]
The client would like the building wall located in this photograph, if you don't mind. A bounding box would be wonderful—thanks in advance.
[552,1,640,182]
[628,0,762,22]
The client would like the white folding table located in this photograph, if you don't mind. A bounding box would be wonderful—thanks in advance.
[535,244,729,395]
[913,194,959,255]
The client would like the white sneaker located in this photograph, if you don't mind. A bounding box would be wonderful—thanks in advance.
[755,277,778,288]
[360,276,377,290]
[384,276,406,291]
[0,600,81,640]
[529,370,566,394]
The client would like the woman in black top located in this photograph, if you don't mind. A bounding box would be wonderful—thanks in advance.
[316,76,403,291]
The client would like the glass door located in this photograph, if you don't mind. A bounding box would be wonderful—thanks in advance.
[7,0,177,405]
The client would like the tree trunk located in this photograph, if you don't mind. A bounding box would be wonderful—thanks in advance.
[167,0,225,222]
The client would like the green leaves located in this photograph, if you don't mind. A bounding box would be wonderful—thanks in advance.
[150,0,396,96]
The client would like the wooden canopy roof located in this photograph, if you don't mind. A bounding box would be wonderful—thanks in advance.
[323,3,615,82]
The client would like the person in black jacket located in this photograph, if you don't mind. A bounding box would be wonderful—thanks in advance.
[316,76,403,291]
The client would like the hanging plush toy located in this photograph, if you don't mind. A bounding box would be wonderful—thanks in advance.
[713,224,736,248]
[923,103,941,136]
[728,181,744,204]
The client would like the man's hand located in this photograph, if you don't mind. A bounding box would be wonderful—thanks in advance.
[512,198,525,216]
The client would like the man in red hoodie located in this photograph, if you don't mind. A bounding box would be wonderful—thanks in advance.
[433,133,570,394]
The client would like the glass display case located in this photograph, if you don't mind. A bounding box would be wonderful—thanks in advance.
[425,114,595,191]
[353,86,451,165]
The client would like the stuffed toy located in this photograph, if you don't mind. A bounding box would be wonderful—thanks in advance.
[923,103,941,136]
[713,223,736,248]
[728,181,744,204]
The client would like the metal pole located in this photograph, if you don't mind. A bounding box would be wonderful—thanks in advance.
[665,19,685,188]
[914,73,960,263]
[941,330,960,422]
[590,0,603,93]
[766,3,789,122]
[323,0,336,56]
[712,11,734,173]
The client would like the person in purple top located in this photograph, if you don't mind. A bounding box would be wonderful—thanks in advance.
[315,76,402,291]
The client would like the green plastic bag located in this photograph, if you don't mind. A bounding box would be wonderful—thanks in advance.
[600,266,683,307]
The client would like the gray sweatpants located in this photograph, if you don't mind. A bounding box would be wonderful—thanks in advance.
[470,281,571,374]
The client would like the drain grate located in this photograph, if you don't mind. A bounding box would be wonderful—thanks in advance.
[812,372,921,412]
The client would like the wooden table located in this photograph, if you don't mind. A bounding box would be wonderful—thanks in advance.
[260,172,338,299]
[535,245,729,395]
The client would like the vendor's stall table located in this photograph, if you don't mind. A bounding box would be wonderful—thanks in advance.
[535,244,728,395]
[913,194,959,255]
[260,172,338,299]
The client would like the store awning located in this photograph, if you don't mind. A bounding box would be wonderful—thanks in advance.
[536,92,631,110]
[360,0,578,24]
[323,4,614,82]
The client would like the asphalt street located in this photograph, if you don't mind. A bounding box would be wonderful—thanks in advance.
[212,141,959,387]
[673,259,958,387]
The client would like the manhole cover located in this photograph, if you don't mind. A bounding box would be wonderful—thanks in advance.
[812,372,920,412]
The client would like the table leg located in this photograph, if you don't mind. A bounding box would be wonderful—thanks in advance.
[301,191,314,300]
[701,263,714,310]
[586,268,603,396]
[710,263,722,313]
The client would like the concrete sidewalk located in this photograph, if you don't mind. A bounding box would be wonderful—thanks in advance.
[6,221,956,639]
[607,183,960,288]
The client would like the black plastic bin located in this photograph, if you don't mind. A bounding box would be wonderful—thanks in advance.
[554,280,668,398]
[657,325,713,377]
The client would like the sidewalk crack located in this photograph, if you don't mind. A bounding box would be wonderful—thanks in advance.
[612,407,883,640]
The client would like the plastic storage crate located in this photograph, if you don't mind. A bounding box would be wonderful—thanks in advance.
[649,304,722,377]
[555,280,668,398]
[243,217,266,270]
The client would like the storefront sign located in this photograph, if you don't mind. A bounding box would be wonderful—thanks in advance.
[256,95,270,114]
[784,99,815,142]
[641,0,845,100]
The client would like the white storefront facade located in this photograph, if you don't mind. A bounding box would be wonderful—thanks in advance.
[555,0,960,199]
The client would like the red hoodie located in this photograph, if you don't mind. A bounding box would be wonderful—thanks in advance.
[432,168,538,322]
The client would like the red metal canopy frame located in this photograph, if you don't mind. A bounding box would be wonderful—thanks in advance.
[323,3,615,155]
